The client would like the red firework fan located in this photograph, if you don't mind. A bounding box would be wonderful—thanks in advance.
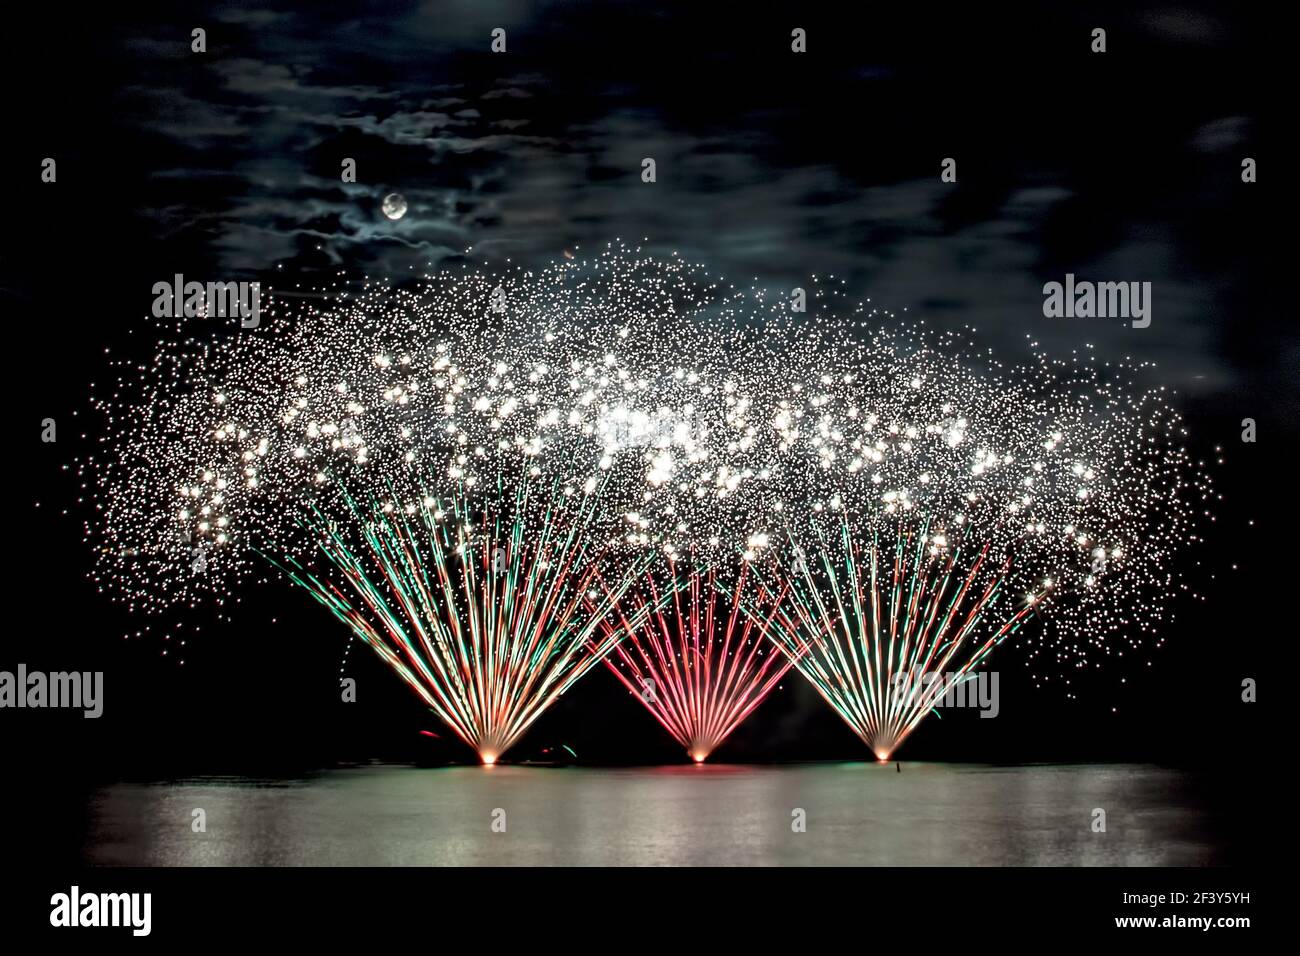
[594,558,796,762]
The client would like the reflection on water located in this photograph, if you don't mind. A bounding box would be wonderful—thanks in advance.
[86,763,1219,866]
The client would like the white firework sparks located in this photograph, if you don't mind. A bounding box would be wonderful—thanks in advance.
[79,243,1210,698]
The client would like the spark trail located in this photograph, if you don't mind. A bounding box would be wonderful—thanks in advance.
[755,515,1043,760]
[267,475,653,763]
[593,558,795,762]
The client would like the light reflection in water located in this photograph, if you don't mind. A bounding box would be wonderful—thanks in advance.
[85,763,1218,866]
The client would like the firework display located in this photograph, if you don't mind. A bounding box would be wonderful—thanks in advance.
[79,245,1209,760]
[593,557,795,762]
[265,475,656,764]
[751,514,1040,760]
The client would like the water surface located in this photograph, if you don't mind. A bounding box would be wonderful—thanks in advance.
[86,762,1219,866]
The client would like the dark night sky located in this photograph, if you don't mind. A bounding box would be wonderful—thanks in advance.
[3,2,1282,856]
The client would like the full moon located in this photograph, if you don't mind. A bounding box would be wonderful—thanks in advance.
[381,192,408,220]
